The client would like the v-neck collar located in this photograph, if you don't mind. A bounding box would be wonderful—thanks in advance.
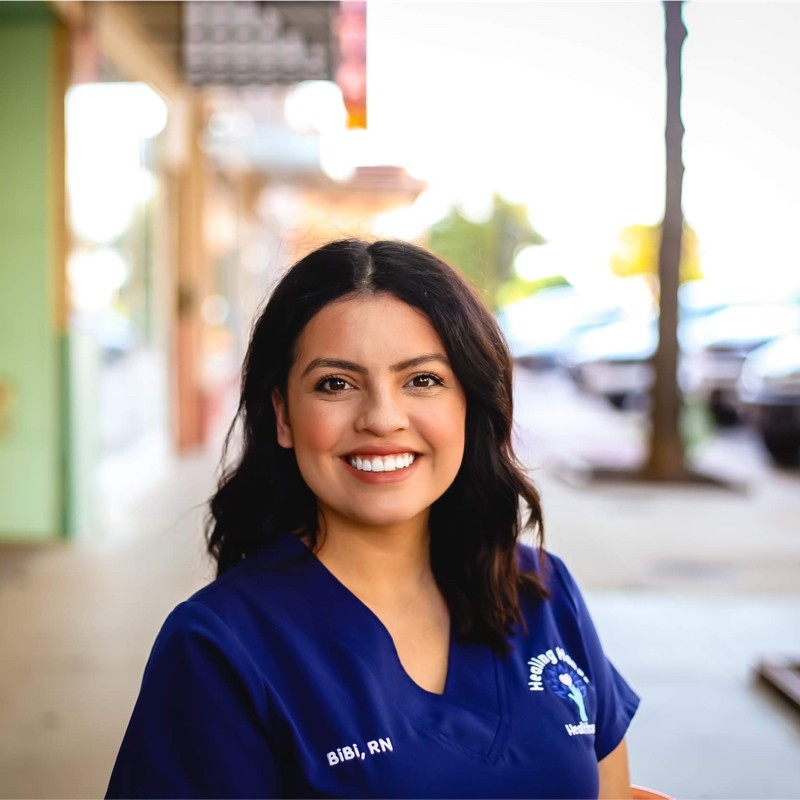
[275,531,506,762]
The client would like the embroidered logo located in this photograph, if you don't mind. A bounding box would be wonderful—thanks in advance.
[527,646,596,736]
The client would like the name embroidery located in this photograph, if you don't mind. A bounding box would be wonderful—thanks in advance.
[326,737,393,766]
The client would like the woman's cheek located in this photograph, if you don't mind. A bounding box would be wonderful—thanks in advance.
[305,403,350,452]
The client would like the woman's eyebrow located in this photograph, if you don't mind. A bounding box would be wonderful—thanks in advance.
[390,353,450,372]
[301,358,365,377]
[301,353,450,378]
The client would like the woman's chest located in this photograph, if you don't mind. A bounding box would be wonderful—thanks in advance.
[374,601,451,695]
[249,612,600,799]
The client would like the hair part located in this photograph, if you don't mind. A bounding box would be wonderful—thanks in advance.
[206,239,547,652]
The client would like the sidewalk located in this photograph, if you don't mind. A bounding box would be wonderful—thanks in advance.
[1,375,799,798]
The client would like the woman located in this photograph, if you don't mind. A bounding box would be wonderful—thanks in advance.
[107,239,638,799]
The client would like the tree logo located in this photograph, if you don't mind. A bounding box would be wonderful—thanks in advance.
[527,647,596,736]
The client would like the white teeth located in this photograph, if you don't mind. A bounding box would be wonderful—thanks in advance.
[346,453,416,473]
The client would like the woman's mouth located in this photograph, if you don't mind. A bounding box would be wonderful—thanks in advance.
[344,453,417,473]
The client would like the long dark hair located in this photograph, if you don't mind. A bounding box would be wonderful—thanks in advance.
[207,239,546,651]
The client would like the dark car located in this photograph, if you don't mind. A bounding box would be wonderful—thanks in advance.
[738,332,800,465]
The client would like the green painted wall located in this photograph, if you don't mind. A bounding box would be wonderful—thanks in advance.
[0,4,65,539]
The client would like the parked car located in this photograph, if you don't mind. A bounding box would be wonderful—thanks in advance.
[562,294,800,417]
[559,312,658,408]
[556,278,744,410]
[738,332,800,465]
[682,302,800,425]
[497,285,627,370]
[676,279,754,323]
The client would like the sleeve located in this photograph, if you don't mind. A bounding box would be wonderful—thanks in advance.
[106,600,283,799]
[548,554,640,762]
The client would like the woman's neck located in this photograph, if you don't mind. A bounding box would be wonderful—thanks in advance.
[312,513,435,608]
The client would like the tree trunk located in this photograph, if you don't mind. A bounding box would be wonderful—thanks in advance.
[643,0,687,480]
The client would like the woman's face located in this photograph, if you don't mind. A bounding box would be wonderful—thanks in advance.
[272,294,467,534]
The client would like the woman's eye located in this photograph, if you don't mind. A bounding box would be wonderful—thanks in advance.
[317,376,352,393]
[409,373,443,389]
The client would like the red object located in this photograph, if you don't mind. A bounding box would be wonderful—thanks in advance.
[336,1,367,128]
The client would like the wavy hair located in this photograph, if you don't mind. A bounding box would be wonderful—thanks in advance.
[206,239,546,651]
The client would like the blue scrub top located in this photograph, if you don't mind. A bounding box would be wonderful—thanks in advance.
[107,532,639,799]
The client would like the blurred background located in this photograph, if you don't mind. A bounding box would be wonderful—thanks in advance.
[1,1,799,797]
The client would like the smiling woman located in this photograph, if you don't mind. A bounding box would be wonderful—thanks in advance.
[106,239,639,799]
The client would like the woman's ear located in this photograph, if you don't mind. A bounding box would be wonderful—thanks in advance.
[271,389,294,448]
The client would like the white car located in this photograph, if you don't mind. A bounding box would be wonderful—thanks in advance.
[559,314,658,408]
[682,303,800,425]
[497,285,626,370]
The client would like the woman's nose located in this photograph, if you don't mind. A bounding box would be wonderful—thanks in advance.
[355,389,409,436]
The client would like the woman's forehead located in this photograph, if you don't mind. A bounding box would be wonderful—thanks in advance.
[293,294,446,365]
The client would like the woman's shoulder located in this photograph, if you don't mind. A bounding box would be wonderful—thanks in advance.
[180,531,312,624]
[516,540,569,577]
[516,541,583,612]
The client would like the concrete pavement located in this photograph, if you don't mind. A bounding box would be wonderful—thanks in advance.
[1,371,799,798]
